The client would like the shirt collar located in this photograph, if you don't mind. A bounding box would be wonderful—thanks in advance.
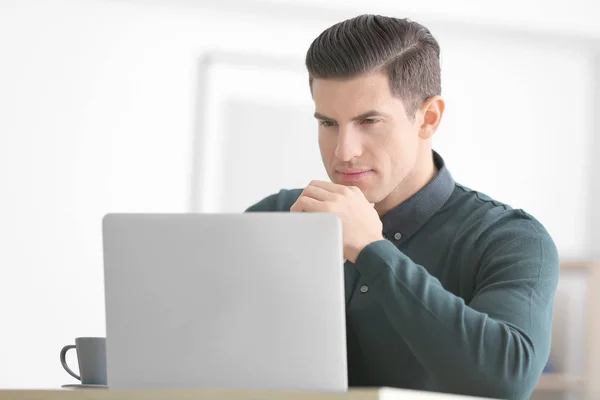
[381,150,455,243]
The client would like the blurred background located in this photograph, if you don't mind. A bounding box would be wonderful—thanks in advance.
[1,0,599,398]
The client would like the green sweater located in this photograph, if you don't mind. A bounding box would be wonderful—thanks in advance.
[245,152,559,400]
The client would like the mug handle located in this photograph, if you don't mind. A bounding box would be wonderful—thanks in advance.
[60,345,81,381]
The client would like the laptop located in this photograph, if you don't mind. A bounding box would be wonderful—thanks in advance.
[102,212,348,391]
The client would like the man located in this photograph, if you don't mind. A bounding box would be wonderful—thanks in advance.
[246,14,559,400]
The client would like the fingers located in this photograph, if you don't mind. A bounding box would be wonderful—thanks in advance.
[308,180,346,194]
[308,180,359,195]
[290,195,323,213]
[291,180,363,213]
[301,185,338,202]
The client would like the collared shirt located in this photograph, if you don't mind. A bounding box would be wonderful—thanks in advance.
[381,151,454,243]
[246,150,559,400]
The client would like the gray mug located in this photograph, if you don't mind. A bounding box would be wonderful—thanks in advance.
[60,337,107,385]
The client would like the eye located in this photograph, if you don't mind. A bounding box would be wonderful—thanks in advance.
[319,120,336,127]
[362,118,379,124]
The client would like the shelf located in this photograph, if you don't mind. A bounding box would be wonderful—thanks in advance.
[535,373,586,391]
[560,261,599,269]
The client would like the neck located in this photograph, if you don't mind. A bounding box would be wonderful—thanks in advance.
[375,148,438,217]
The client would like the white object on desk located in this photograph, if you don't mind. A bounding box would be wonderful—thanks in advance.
[1,388,497,399]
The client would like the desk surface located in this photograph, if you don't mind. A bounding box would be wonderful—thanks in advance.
[0,388,491,400]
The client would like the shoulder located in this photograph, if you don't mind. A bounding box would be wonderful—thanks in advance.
[450,183,559,271]
[450,182,550,236]
[244,188,304,212]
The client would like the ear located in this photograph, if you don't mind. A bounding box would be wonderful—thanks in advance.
[418,96,445,140]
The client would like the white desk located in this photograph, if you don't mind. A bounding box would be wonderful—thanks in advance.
[0,388,492,400]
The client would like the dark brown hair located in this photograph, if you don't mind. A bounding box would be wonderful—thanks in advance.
[305,14,441,117]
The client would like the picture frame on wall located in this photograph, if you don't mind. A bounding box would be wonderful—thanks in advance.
[189,51,327,213]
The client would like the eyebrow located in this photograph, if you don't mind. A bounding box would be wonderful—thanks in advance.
[313,110,387,122]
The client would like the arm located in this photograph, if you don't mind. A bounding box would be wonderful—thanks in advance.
[245,189,303,212]
[354,212,559,399]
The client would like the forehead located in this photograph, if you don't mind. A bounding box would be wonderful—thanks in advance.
[311,72,406,117]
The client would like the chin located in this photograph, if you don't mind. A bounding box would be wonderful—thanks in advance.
[354,186,378,203]
[334,179,376,200]
[364,192,381,204]
[364,186,390,204]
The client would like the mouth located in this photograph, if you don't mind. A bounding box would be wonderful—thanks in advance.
[335,169,374,182]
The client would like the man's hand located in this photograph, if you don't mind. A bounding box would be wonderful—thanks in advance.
[290,180,384,263]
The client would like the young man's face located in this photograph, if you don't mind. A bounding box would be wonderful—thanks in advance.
[312,71,428,205]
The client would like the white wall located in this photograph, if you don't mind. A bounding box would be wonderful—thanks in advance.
[0,0,324,388]
[0,0,598,390]
[266,0,600,39]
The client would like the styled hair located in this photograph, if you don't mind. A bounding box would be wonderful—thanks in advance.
[305,14,441,117]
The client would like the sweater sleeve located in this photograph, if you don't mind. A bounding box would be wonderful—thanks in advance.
[353,212,559,399]
[245,189,303,212]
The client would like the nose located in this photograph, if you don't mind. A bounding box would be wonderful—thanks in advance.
[334,127,363,162]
